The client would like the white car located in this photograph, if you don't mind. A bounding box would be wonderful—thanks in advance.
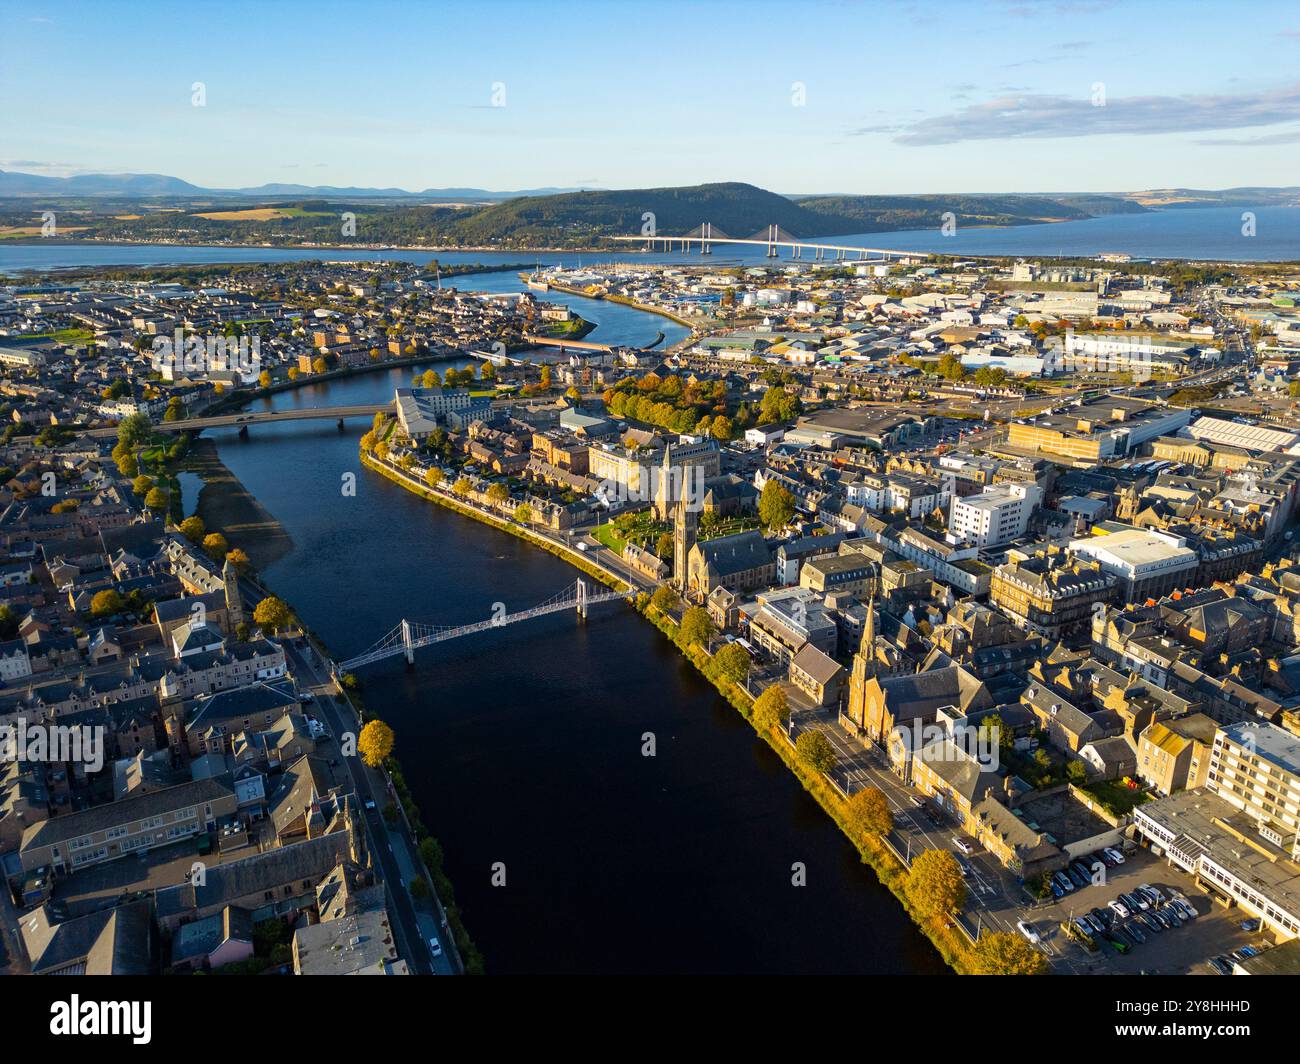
[428,937,443,958]
[1016,920,1041,945]
[1103,846,1125,865]
[1109,898,1131,919]
[952,836,974,855]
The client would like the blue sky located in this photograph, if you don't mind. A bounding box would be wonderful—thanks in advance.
[3,0,1299,194]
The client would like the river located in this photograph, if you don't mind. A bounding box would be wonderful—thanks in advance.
[199,271,947,974]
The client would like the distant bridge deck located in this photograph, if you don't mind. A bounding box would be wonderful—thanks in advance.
[521,333,614,352]
[86,402,391,437]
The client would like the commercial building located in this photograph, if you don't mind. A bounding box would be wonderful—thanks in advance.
[990,551,1116,643]
[1069,528,1200,602]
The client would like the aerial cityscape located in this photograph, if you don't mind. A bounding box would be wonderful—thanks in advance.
[1,0,1297,1032]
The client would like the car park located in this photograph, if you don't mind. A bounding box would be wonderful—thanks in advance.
[1124,921,1147,945]
[1208,956,1233,976]
[1067,866,1089,889]
[1240,918,1261,932]
[1103,847,1125,865]
[1089,907,1112,930]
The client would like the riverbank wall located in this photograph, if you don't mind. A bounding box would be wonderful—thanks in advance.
[361,446,974,974]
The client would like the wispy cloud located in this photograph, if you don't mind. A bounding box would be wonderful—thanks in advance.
[1194,128,1300,146]
[857,82,1300,145]
[0,159,87,177]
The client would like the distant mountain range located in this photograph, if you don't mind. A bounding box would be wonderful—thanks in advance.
[0,170,594,201]
[3,171,1300,249]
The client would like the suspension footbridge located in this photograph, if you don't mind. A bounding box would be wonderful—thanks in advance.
[337,578,634,671]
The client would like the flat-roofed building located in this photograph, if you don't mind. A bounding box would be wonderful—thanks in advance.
[1136,713,1218,796]
[1069,528,1200,602]
[1208,721,1300,856]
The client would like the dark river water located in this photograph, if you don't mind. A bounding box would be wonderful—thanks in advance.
[201,273,947,973]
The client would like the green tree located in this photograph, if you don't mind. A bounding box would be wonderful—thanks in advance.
[144,486,168,511]
[680,606,714,645]
[971,931,1049,976]
[513,502,533,524]
[650,585,679,613]
[116,412,152,449]
[758,479,796,530]
[846,786,893,838]
[905,849,968,924]
[654,531,674,559]
[0,604,19,640]
[486,482,510,506]
[796,730,837,773]
[712,642,750,685]
[116,452,139,478]
[752,685,790,731]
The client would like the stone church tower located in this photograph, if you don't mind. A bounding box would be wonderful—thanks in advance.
[846,593,877,732]
[223,555,245,628]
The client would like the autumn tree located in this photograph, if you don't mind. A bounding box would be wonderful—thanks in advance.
[90,589,126,618]
[144,486,168,511]
[905,849,968,924]
[846,786,893,838]
[202,532,229,561]
[225,547,251,574]
[132,474,154,496]
[424,467,444,489]
[752,685,790,731]
[713,642,750,686]
[253,595,292,633]
[971,931,1048,976]
[358,719,395,767]
[486,482,510,506]
[650,585,678,614]
[796,730,837,773]
[179,515,205,543]
[513,503,533,524]
[452,477,472,497]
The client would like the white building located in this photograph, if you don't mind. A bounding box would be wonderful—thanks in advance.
[948,483,1043,548]
[1068,528,1199,602]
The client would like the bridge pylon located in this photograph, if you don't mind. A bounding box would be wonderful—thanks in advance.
[401,619,415,666]
[576,578,588,620]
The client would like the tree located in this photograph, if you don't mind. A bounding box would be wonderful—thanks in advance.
[650,585,678,613]
[479,361,496,381]
[452,477,472,498]
[258,370,272,388]
[162,399,184,422]
[226,547,251,574]
[421,369,440,389]
[90,589,126,618]
[513,502,533,524]
[654,531,674,559]
[713,642,750,685]
[178,515,205,543]
[131,474,154,496]
[796,730,837,773]
[253,595,292,633]
[0,604,19,640]
[564,385,582,402]
[971,931,1048,976]
[1066,760,1088,784]
[846,786,893,838]
[752,685,790,731]
[51,498,80,513]
[680,606,714,645]
[116,412,152,449]
[905,849,968,924]
[424,466,444,489]
[116,452,139,478]
[486,482,510,506]
[312,357,328,375]
[144,486,168,511]
[202,532,229,561]
[358,719,395,768]
[758,479,796,530]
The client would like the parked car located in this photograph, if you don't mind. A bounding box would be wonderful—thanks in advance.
[1172,899,1197,921]
[1053,871,1075,893]
[952,836,974,855]
[1122,890,1149,912]
[1085,913,1107,936]
[1153,909,1174,930]
[1208,956,1233,976]
[1103,846,1126,865]
[1139,883,1165,904]
[1140,913,1163,934]
[1096,849,1118,869]
[1105,934,1131,955]
[1231,946,1259,963]
[1067,866,1090,889]
[1240,918,1261,932]
[1089,907,1112,931]
[1109,898,1131,919]
[1017,920,1041,945]
[1050,879,1065,899]
[1125,921,1147,945]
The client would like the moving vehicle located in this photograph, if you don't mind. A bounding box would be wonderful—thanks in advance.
[428,937,443,958]
[1017,920,1041,944]
[363,799,377,811]
[952,836,974,855]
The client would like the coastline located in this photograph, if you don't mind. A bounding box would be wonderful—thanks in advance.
[360,447,976,975]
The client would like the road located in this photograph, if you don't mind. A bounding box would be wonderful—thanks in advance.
[287,641,457,975]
